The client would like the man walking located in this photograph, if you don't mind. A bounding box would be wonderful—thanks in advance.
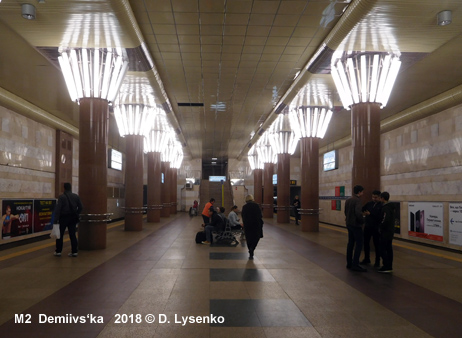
[53,182,83,257]
[345,185,366,272]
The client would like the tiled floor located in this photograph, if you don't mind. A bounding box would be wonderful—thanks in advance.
[1,213,462,337]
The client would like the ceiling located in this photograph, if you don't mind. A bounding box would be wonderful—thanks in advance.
[1,0,462,167]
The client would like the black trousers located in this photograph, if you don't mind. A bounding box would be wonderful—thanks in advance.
[55,215,78,254]
[380,237,393,269]
[346,226,363,267]
[363,225,380,263]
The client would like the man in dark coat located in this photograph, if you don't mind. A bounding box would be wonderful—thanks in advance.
[344,185,366,272]
[378,192,395,273]
[241,194,263,260]
[361,190,382,267]
[53,182,83,257]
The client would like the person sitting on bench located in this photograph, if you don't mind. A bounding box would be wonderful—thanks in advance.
[202,206,224,245]
[228,205,243,230]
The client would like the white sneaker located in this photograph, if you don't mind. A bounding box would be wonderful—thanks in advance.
[54,252,61,257]
[68,253,78,257]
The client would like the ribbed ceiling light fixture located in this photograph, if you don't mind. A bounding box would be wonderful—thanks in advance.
[255,132,277,164]
[144,110,173,153]
[113,104,154,137]
[289,88,333,139]
[268,112,299,155]
[58,48,128,103]
[247,144,264,171]
[331,51,401,110]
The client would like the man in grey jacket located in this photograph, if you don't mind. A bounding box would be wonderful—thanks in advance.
[344,185,366,272]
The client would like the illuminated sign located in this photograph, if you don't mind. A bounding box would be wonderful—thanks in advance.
[323,150,338,171]
[108,149,122,171]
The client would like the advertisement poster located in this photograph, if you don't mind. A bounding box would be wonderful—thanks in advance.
[2,200,33,239]
[408,202,443,241]
[449,203,462,246]
[33,199,57,234]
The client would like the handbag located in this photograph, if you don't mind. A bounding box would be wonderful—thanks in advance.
[50,223,61,239]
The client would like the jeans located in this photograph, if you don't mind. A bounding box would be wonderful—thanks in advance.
[55,215,78,254]
[347,225,363,267]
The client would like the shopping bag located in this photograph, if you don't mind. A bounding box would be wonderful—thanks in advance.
[50,223,60,239]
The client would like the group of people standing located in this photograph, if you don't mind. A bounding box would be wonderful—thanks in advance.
[345,185,395,273]
[199,195,263,260]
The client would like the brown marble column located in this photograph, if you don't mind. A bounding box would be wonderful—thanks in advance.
[124,134,144,231]
[147,151,162,222]
[262,162,274,218]
[170,168,177,214]
[276,153,290,223]
[351,102,381,205]
[78,98,109,250]
[254,168,263,206]
[161,161,171,217]
[300,137,319,232]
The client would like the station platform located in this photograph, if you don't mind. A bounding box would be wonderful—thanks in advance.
[1,213,461,337]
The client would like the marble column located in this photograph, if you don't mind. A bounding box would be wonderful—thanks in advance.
[300,137,319,232]
[351,102,381,205]
[253,168,263,206]
[78,98,109,250]
[262,162,274,218]
[170,168,177,214]
[161,161,171,217]
[276,153,290,223]
[147,151,162,222]
[124,135,144,231]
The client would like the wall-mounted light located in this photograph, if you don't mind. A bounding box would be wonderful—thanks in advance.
[21,4,36,20]
[437,10,452,26]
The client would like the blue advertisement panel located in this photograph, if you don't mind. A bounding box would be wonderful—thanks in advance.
[2,200,33,239]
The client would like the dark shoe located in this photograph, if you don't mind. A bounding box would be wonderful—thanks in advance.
[346,264,352,269]
[351,265,367,272]
[360,259,371,264]
[374,262,380,268]
[249,256,254,260]
[68,252,78,257]
[378,266,392,273]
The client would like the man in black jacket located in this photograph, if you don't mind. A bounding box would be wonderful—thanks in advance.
[378,192,395,273]
[202,207,224,244]
[53,183,83,257]
[344,185,366,272]
[361,190,382,267]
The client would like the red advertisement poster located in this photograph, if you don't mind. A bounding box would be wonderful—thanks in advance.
[2,200,33,239]
[33,199,57,234]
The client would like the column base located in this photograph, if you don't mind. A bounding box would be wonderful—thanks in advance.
[78,222,107,250]
[301,214,319,232]
[124,214,143,231]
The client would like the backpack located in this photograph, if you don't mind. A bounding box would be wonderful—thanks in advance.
[195,231,206,244]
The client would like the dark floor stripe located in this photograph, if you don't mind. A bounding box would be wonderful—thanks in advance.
[0,218,186,338]
[263,220,462,338]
